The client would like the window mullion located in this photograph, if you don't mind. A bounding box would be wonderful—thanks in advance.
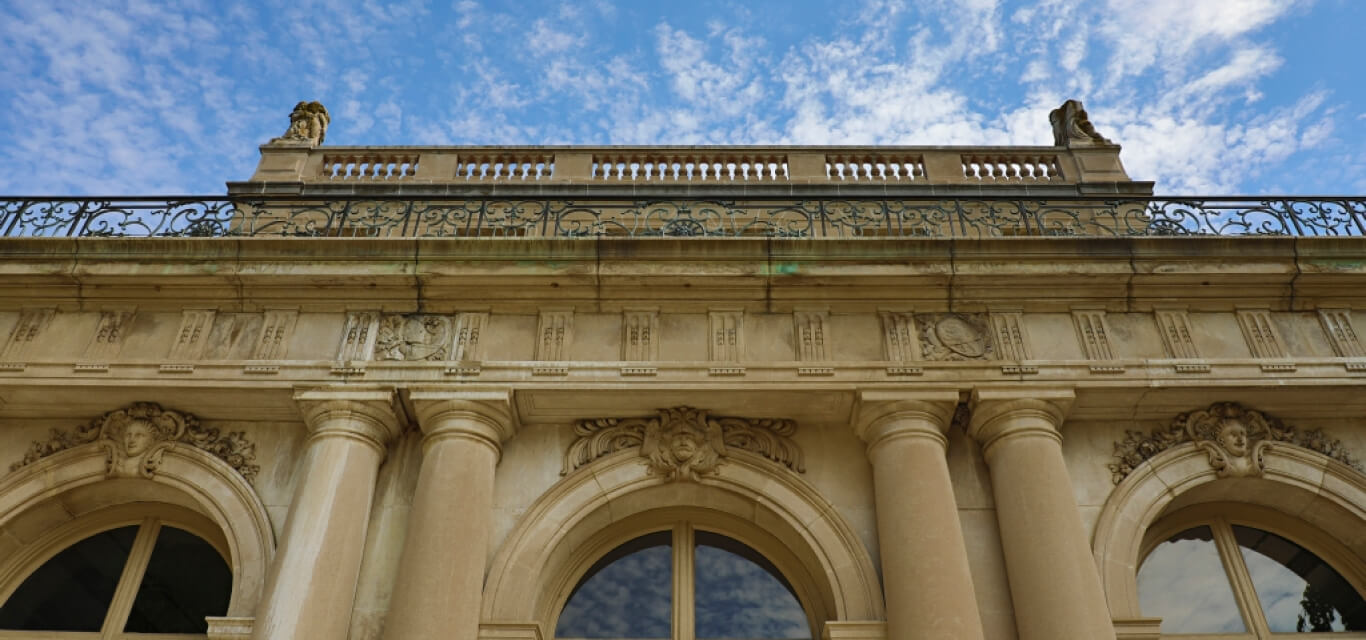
[99,518,161,640]
[673,522,695,640]
[1211,518,1271,638]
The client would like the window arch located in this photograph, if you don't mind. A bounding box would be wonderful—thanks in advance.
[553,523,813,640]
[0,505,232,638]
[1137,504,1366,637]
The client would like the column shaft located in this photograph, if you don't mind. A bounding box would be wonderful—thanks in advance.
[969,389,1115,640]
[856,392,985,640]
[252,389,401,640]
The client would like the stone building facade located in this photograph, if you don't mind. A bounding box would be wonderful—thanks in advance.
[2,102,1366,640]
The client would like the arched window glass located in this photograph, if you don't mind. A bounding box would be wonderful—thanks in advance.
[0,518,231,638]
[1138,518,1366,636]
[556,525,811,640]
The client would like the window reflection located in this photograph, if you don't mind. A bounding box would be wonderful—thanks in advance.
[1138,526,1247,633]
[695,531,809,640]
[1232,525,1366,632]
[556,531,672,639]
[125,525,233,633]
[0,525,138,631]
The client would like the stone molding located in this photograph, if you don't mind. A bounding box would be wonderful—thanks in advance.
[84,309,135,361]
[535,309,574,361]
[293,387,403,454]
[1108,401,1362,484]
[251,309,298,360]
[1072,309,1115,361]
[621,309,659,361]
[967,388,1075,455]
[794,310,830,361]
[708,309,744,361]
[169,309,217,360]
[1236,308,1289,359]
[853,390,960,452]
[1154,309,1200,359]
[408,388,516,455]
[989,310,1030,361]
[8,402,260,485]
[561,406,803,480]
[878,311,919,362]
[337,311,380,361]
[1318,308,1365,358]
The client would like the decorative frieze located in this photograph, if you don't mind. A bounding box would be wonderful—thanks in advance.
[1155,309,1200,359]
[451,312,488,361]
[9,402,260,484]
[168,309,217,360]
[915,313,992,361]
[0,308,56,364]
[1108,401,1361,484]
[1318,308,1365,358]
[621,309,659,361]
[536,310,574,361]
[709,309,744,361]
[1236,309,1288,359]
[989,311,1030,361]
[375,314,451,361]
[879,311,920,362]
[337,311,380,361]
[562,406,803,480]
[251,309,298,360]
[793,311,829,361]
[82,309,136,361]
[1072,310,1114,360]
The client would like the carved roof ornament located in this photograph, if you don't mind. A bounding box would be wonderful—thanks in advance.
[270,100,330,146]
[1108,402,1361,484]
[562,406,804,481]
[1050,99,1113,147]
[9,402,260,485]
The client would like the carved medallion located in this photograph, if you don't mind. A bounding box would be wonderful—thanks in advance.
[9,402,260,484]
[375,314,451,361]
[916,313,991,360]
[563,406,804,481]
[1108,402,1361,484]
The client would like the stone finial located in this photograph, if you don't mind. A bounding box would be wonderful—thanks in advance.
[270,100,330,146]
[1049,99,1113,147]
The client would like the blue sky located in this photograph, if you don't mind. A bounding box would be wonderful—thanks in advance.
[1,0,1363,195]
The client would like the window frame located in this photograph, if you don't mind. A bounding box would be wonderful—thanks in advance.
[0,504,230,640]
[1140,502,1366,639]
[551,518,818,640]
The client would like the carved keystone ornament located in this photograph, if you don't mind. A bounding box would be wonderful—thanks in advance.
[563,406,804,481]
[9,402,260,485]
[1109,402,1361,484]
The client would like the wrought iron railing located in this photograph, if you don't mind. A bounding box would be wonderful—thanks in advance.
[2,196,1364,239]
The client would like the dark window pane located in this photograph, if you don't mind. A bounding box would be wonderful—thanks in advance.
[556,531,671,639]
[1233,525,1366,632]
[696,531,810,640]
[0,525,138,631]
[124,525,232,633]
[1138,525,1246,633]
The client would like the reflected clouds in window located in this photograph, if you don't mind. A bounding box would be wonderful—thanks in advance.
[1138,526,1246,633]
[695,531,810,639]
[556,531,672,639]
[1232,525,1366,632]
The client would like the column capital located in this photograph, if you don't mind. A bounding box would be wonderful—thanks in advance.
[293,386,403,453]
[407,388,517,455]
[853,389,961,452]
[968,387,1075,454]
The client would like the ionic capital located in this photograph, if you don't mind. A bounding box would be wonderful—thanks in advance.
[293,386,403,454]
[408,388,516,456]
[968,387,1075,455]
[854,390,961,453]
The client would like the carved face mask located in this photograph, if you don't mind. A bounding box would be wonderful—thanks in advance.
[671,431,699,462]
[1219,421,1250,457]
[123,421,155,456]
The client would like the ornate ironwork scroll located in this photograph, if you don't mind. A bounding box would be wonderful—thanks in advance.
[562,406,804,480]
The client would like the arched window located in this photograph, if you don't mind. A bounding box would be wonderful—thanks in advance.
[0,516,231,638]
[1138,511,1366,636]
[554,524,812,640]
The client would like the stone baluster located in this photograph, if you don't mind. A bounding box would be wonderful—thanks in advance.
[382,389,516,640]
[967,388,1115,640]
[252,387,403,640]
[854,390,986,640]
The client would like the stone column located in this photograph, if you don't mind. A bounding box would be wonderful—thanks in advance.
[252,388,402,640]
[382,390,516,640]
[967,388,1115,640]
[854,390,986,640]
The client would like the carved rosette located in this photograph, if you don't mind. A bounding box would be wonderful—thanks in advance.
[9,402,260,485]
[1109,402,1361,484]
[562,406,804,481]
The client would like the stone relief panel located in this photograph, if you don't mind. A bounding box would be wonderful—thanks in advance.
[337,311,380,361]
[0,308,56,363]
[989,311,1030,361]
[708,310,744,361]
[375,314,451,361]
[1108,401,1362,484]
[1236,309,1288,359]
[793,311,829,361]
[915,313,992,361]
[167,309,217,360]
[536,310,574,361]
[84,309,136,360]
[621,309,659,361]
[251,309,298,360]
[1318,308,1365,358]
[1155,309,1200,359]
[879,311,919,362]
[562,406,804,481]
[1072,309,1114,360]
[451,312,488,361]
[8,402,260,484]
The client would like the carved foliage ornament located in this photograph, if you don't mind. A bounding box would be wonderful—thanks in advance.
[1109,402,1362,484]
[9,403,260,485]
[563,406,804,481]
